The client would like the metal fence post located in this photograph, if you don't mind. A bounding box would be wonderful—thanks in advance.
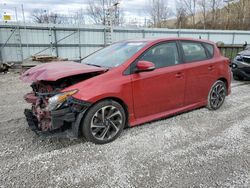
[0,49,2,63]
[16,25,24,62]
[78,28,82,60]
[53,27,59,57]
[104,28,107,46]
[142,29,145,38]
[49,27,53,56]
[232,32,235,45]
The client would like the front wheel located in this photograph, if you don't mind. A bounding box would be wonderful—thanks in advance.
[81,100,126,144]
[207,80,227,110]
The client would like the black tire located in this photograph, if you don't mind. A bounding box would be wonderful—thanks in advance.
[233,74,244,81]
[81,100,126,144]
[207,80,227,110]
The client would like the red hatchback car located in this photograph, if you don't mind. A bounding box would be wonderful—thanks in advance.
[22,38,231,144]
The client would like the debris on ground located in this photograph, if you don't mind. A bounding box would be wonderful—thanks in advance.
[21,55,68,72]
[0,62,14,73]
[0,73,249,187]
[31,55,68,62]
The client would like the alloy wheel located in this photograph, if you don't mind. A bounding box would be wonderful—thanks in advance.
[90,105,123,141]
[210,82,226,109]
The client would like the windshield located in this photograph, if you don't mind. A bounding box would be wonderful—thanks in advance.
[81,41,147,68]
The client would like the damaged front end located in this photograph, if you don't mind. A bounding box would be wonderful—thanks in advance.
[21,61,107,138]
[23,81,91,139]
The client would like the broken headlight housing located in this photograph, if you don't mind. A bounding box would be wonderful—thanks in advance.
[47,89,78,111]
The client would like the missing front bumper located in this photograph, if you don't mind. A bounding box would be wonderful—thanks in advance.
[24,108,78,139]
[23,97,92,139]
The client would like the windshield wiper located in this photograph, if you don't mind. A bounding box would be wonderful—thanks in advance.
[85,63,110,70]
[86,63,103,68]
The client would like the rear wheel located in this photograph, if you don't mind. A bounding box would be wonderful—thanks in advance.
[207,80,227,110]
[81,100,126,144]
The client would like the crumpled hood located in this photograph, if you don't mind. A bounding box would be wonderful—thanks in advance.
[21,61,107,83]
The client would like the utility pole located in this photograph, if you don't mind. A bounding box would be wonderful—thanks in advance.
[104,1,120,45]
[21,4,30,57]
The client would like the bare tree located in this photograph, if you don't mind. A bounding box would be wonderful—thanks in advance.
[209,0,223,28]
[32,9,48,23]
[87,0,124,26]
[87,0,106,25]
[230,0,248,29]
[223,0,235,29]
[175,1,188,29]
[31,9,63,24]
[174,0,250,30]
[182,0,197,28]
[197,0,207,29]
[179,0,223,29]
[148,0,173,28]
[243,0,250,28]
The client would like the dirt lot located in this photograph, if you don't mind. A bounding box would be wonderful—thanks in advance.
[0,73,249,188]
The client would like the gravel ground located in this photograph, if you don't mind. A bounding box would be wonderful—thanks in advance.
[0,73,249,188]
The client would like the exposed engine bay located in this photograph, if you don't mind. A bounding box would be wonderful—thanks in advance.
[23,72,100,134]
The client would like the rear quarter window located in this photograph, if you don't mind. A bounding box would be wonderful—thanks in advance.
[181,42,208,62]
[203,43,214,57]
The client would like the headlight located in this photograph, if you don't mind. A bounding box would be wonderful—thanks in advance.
[235,55,243,61]
[47,89,78,111]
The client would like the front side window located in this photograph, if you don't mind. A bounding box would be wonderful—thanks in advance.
[81,42,147,68]
[181,42,208,62]
[139,42,180,69]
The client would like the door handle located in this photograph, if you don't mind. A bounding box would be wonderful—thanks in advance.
[208,65,214,71]
[175,72,183,78]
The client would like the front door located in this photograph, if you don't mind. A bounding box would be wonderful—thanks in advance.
[131,42,186,119]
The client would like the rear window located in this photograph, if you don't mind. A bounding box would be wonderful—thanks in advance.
[203,43,214,57]
[181,42,208,62]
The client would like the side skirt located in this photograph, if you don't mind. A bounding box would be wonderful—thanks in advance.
[129,101,207,127]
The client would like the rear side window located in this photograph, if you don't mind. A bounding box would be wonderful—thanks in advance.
[203,43,214,57]
[181,42,208,62]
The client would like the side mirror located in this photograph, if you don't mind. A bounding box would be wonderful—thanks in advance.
[136,61,155,72]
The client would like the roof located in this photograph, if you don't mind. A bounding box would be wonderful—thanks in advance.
[124,37,215,45]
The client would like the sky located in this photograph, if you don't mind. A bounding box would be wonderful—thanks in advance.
[0,0,176,24]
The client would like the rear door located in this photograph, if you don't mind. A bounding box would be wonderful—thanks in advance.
[180,41,218,105]
[131,41,186,119]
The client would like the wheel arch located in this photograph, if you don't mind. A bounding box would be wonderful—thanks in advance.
[218,77,228,89]
[97,97,129,118]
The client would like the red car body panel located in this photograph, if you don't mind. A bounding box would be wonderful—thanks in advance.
[22,37,231,131]
[63,66,135,122]
[21,61,106,82]
[62,38,231,127]
[131,64,185,118]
